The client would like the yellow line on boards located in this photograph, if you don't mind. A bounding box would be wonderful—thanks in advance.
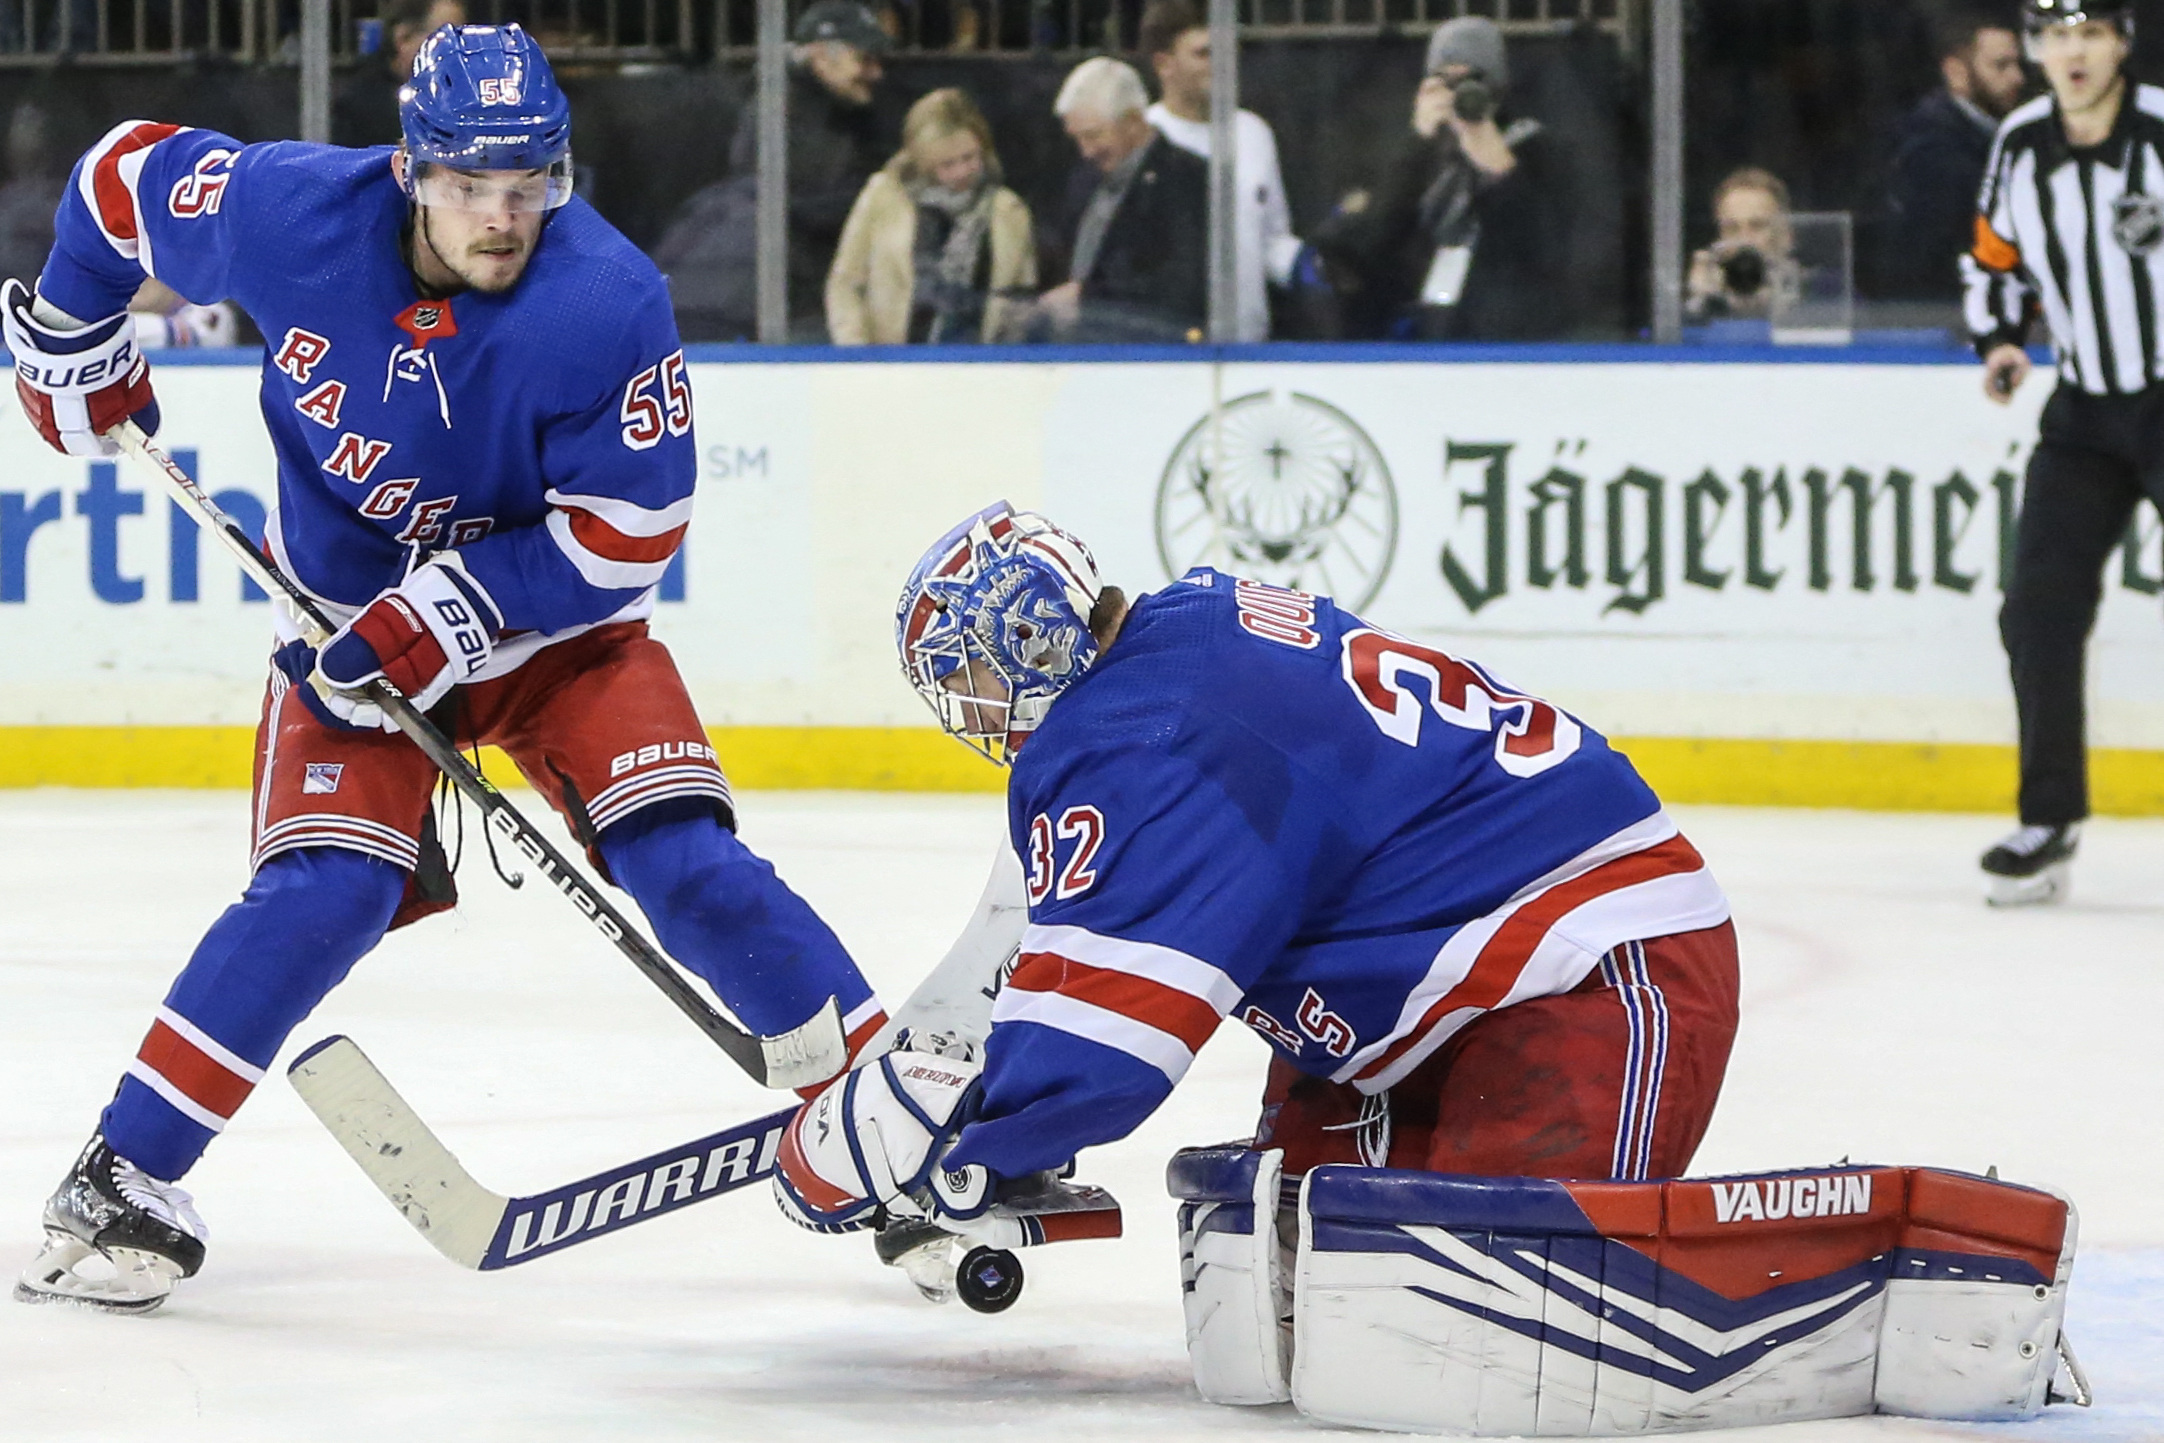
[5,726,2164,815]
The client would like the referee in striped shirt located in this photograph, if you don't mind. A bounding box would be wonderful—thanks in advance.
[1964,0,2154,905]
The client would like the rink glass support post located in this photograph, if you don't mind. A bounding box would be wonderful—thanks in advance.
[1206,0,1239,345]
[300,0,331,144]
[755,0,789,345]
[1649,0,1684,345]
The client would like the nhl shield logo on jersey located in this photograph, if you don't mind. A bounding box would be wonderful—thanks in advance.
[1155,391,1398,609]
[2113,192,2164,257]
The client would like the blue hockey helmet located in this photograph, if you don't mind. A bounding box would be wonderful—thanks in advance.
[399,24,573,212]
[897,503,1105,765]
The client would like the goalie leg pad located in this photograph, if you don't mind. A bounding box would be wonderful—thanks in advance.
[1285,1164,2078,1436]
[1873,1169,2076,1420]
[1168,1145,1291,1404]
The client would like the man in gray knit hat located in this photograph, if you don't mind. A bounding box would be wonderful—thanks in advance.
[1312,15,1574,339]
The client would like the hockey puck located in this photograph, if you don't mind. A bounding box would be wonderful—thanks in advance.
[955,1246,1024,1314]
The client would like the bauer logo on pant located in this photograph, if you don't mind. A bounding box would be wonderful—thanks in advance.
[302,763,344,795]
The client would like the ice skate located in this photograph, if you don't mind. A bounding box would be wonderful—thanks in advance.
[1981,822,2079,907]
[14,1134,207,1315]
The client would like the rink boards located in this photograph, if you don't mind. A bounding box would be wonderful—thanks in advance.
[6,346,2164,812]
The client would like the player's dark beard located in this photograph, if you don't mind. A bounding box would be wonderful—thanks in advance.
[406,208,534,298]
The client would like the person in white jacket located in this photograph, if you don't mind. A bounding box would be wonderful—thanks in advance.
[1139,0,1300,342]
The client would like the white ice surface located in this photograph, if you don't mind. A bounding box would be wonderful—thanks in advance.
[1,791,2158,1442]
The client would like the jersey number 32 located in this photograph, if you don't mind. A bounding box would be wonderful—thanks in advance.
[1340,628,1580,777]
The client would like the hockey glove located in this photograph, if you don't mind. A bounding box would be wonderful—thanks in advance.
[773,1049,992,1234]
[3,278,160,457]
[315,552,503,721]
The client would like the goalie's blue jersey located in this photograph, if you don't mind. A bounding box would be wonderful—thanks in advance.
[36,120,695,663]
[946,570,1730,1180]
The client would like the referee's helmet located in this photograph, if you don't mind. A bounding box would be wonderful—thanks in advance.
[2023,0,2136,59]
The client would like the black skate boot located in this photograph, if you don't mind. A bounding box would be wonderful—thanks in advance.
[14,1134,207,1314]
[1981,822,2080,908]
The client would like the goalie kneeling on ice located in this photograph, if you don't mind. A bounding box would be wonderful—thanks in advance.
[1169,1148,2084,1433]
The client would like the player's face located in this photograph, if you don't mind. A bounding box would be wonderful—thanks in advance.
[2036,20,2130,112]
[416,170,549,294]
[939,657,1011,742]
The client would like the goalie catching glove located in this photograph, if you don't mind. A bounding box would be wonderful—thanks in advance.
[773,1048,991,1234]
[314,551,503,726]
[3,278,160,457]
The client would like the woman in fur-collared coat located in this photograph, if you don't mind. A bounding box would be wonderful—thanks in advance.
[826,88,1037,345]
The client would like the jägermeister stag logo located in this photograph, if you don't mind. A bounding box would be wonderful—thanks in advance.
[1155,391,1398,609]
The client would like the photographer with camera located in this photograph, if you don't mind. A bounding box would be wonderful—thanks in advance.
[1685,167,1801,322]
[1309,17,1573,340]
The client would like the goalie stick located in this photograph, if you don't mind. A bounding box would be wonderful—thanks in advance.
[109,421,843,1091]
[287,1035,1121,1275]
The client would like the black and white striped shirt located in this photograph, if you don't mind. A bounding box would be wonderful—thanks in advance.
[1965,84,2164,396]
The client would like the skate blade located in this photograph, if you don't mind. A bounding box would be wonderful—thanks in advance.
[13,1234,178,1315]
[896,1235,959,1305]
[1988,862,2070,908]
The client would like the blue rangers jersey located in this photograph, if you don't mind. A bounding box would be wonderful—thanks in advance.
[945,570,1730,1180]
[37,120,695,665]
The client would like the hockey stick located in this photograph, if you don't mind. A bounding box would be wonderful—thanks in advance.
[110,421,844,1091]
[288,1035,1121,1278]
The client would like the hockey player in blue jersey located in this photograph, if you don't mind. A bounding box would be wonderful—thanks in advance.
[9,25,886,1314]
[775,502,1739,1243]
[776,510,2086,1435]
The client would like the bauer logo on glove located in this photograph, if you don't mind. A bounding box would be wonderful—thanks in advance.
[315,551,504,721]
[2,277,161,458]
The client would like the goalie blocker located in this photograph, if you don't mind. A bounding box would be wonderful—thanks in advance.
[1169,1147,2087,1433]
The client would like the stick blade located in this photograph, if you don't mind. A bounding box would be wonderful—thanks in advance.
[287,1035,506,1269]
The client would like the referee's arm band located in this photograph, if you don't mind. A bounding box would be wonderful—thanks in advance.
[1972,216,2022,272]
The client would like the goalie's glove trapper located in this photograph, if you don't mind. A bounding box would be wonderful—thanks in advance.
[772,1047,991,1235]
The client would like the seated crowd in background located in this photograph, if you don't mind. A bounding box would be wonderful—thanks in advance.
[0,1,2045,346]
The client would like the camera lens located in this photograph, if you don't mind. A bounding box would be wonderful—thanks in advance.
[1720,247,1767,298]
[1451,78,1495,125]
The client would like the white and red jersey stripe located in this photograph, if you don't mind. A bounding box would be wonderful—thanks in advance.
[991,812,1727,1097]
[992,924,1242,1086]
[1331,811,1726,1093]
[544,488,691,593]
[75,119,187,270]
[125,1006,265,1133]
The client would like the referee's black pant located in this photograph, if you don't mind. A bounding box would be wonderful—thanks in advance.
[2002,382,2164,825]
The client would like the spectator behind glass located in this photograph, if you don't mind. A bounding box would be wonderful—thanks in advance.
[827,88,1038,344]
[650,0,890,340]
[1139,0,1299,342]
[1878,9,2028,302]
[1308,18,1573,340]
[0,99,61,288]
[1687,167,1800,322]
[1040,56,1209,343]
[333,0,466,144]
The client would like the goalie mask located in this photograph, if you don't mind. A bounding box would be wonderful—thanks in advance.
[897,503,1104,766]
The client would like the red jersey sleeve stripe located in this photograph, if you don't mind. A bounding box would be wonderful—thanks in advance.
[1354,833,1708,1084]
[135,1017,257,1120]
[87,121,183,248]
[561,507,687,564]
[1008,951,1224,1053]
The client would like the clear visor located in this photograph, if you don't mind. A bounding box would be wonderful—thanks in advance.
[412,156,574,214]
